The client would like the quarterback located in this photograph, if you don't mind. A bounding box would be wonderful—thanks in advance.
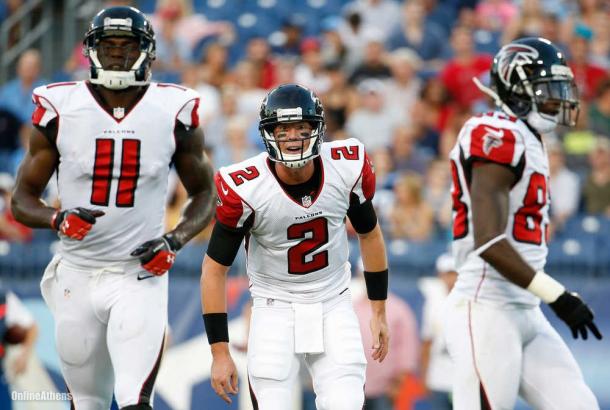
[200,84,390,409]
[446,37,601,409]
[11,7,215,410]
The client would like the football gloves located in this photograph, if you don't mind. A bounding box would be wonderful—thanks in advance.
[131,234,181,276]
[52,208,105,240]
[549,291,602,340]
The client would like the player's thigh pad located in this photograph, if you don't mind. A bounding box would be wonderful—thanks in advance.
[519,308,600,410]
[248,301,294,381]
[309,298,366,410]
[444,299,524,410]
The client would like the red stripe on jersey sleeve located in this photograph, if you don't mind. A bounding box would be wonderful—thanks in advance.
[215,172,246,229]
[191,98,200,128]
[32,97,46,125]
[361,152,376,201]
[470,124,516,165]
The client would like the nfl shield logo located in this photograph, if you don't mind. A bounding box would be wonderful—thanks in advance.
[302,195,312,207]
[113,107,125,119]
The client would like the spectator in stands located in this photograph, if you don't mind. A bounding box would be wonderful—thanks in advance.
[0,49,45,124]
[385,0,446,64]
[204,86,239,151]
[295,38,332,95]
[548,141,580,231]
[319,62,349,139]
[386,172,435,241]
[198,41,229,89]
[583,137,610,215]
[320,18,347,68]
[560,0,606,44]
[272,16,305,58]
[345,0,402,42]
[412,78,455,153]
[475,0,518,35]
[346,79,403,151]
[0,284,38,410]
[211,116,257,168]
[273,56,297,87]
[245,37,276,90]
[352,260,419,410]
[349,31,392,85]
[231,60,267,121]
[588,79,610,137]
[370,147,397,219]
[337,9,369,73]
[423,160,452,234]
[383,48,422,124]
[153,4,192,75]
[567,29,607,101]
[419,253,457,410]
[501,0,544,44]
[0,173,30,242]
[0,109,22,174]
[391,125,433,175]
[440,25,492,110]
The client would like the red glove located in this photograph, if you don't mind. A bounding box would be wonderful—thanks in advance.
[51,208,105,240]
[130,234,181,276]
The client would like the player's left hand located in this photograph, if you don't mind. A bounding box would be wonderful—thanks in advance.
[131,234,181,276]
[369,311,390,362]
[549,291,603,340]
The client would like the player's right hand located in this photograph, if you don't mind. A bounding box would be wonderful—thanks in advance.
[549,291,603,340]
[52,208,105,240]
[210,348,238,404]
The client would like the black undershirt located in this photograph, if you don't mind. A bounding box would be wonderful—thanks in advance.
[207,157,378,266]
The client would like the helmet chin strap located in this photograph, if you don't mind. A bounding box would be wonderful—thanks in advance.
[89,50,150,90]
[472,77,518,118]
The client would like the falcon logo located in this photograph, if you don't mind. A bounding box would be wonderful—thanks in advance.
[496,44,539,87]
[482,127,505,155]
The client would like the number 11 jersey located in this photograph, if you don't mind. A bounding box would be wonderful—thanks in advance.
[449,111,551,307]
[215,138,375,303]
[32,81,200,268]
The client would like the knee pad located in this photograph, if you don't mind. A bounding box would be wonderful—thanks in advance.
[121,405,152,410]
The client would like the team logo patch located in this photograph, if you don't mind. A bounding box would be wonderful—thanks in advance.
[113,107,125,119]
[482,126,505,155]
[496,43,539,87]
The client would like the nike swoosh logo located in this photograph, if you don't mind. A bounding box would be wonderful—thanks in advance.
[137,274,155,281]
[220,181,229,196]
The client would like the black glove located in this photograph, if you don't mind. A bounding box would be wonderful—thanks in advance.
[549,291,602,340]
[52,208,105,240]
[131,234,182,275]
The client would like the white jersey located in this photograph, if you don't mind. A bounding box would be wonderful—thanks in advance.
[32,81,200,268]
[215,138,375,303]
[449,111,550,307]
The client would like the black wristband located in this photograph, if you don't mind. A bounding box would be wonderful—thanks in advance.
[203,313,229,344]
[364,269,388,300]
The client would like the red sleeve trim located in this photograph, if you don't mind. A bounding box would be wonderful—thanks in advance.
[215,172,252,229]
[191,98,200,129]
[361,152,375,200]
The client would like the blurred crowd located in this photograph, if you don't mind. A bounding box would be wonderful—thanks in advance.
[1,0,610,246]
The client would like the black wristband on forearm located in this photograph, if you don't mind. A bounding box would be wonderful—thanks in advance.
[364,269,388,300]
[203,313,229,344]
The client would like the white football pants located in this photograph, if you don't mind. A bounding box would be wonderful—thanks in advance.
[247,291,367,410]
[444,295,599,410]
[41,256,167,410]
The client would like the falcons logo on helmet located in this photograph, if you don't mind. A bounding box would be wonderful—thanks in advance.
[497,44,539,87]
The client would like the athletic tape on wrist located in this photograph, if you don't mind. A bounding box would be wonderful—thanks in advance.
[526,271,565,304]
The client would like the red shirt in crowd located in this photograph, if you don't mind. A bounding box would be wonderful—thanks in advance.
[440,54,493,109]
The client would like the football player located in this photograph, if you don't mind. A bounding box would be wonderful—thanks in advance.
[446,37,601,409]
[11,7,215,410]
[200,84,390,409]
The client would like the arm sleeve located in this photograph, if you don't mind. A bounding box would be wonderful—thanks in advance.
[32,93,59,145]
[347,199,378,234]
[206,220,251,266]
